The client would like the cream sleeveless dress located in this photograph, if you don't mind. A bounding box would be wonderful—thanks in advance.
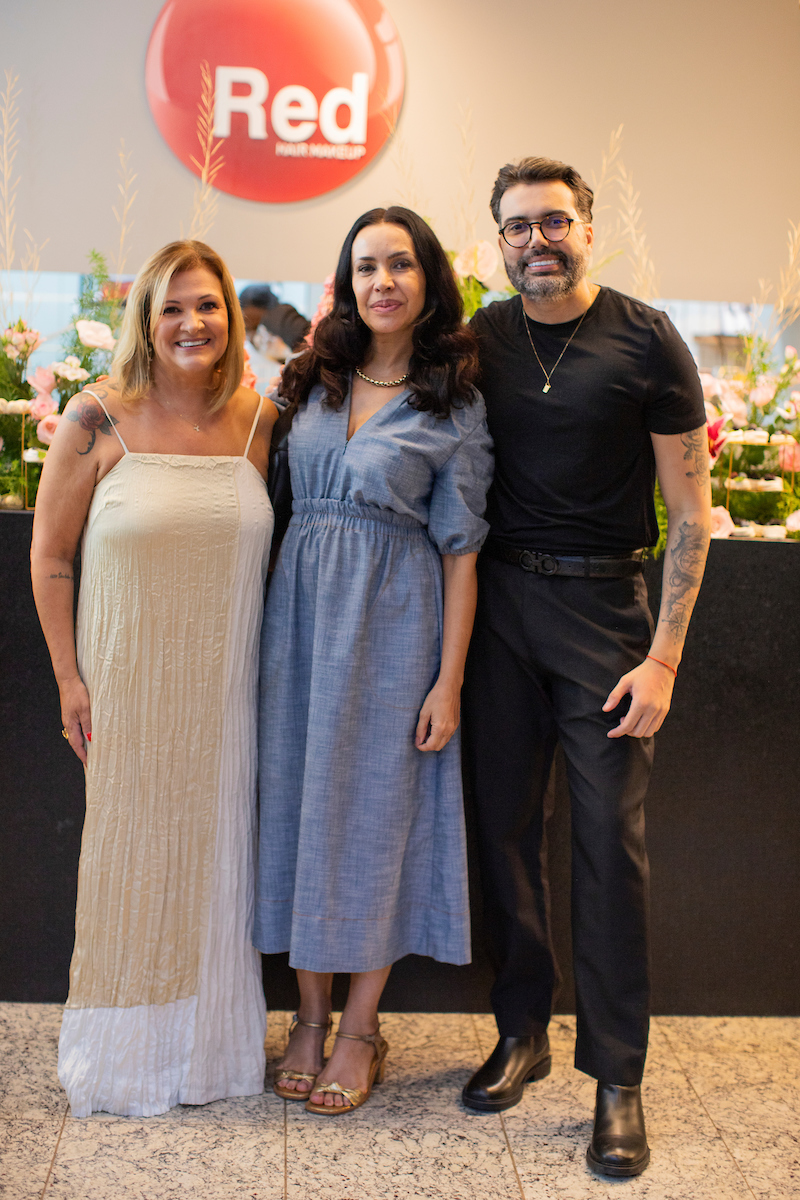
[58,393,273,1118]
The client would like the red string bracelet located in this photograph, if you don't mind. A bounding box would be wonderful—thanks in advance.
[647,654,677,679]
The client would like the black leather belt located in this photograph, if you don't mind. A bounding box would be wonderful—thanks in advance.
[483,539,644,578]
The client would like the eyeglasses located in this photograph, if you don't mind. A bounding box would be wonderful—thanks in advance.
[499,216,579,247]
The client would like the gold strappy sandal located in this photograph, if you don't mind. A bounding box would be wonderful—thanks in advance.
[273,1013,332,1101]
[304,1028,389,1115]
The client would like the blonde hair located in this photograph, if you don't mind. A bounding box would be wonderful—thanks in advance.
[112,240,245,411]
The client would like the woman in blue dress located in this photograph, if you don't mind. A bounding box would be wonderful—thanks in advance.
[255,207,493,1114]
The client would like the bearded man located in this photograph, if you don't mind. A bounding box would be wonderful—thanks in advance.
[461,157,711,1178]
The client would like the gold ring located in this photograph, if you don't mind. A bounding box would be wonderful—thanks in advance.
[61,728,70,740]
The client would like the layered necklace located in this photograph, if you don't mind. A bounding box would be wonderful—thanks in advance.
[523,306,588,394]
[355,366,409,388]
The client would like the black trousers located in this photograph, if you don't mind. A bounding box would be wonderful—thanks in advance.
[463,557,655,1086]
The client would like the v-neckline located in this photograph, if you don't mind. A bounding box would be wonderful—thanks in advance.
[344,380,409,445]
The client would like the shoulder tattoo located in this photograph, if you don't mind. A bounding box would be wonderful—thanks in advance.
[67,394,118,455]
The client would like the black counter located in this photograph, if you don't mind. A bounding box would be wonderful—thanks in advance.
[1,512,798,1015]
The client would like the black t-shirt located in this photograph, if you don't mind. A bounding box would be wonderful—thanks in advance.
[471,287,706,554]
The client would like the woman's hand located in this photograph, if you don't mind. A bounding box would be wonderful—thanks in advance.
[59,675,92,765]
[415,679,461,752]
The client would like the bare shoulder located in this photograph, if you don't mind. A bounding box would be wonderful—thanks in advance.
[231,385,278,436]
[59,383,124,457]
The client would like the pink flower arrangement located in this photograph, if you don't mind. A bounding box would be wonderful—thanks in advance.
[36,413,61,445]
[709,506,736,539]
[28,365,57,395]
[2,320,42,362]
[52,355,90,383]
[453,241,499,285]
[786,509,800,532]
[75,319,116,352]
[241,344,257,391]
[778,441,800,473]
[749,377,778,408]
[30,391,58,420]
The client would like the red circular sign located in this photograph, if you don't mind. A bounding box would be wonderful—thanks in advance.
[145,0,404,204]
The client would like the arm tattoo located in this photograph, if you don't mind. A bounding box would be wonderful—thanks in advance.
[67,395,118,455]
[663,519,707,639]
[680,426,711,489]
[48,572,73,580]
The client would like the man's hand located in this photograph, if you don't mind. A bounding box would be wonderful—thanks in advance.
[603,658,675,739]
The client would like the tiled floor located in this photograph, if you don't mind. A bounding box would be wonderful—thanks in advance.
[1,1005,798,1199]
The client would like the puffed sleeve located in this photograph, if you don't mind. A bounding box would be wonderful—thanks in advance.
[427,395,494,555]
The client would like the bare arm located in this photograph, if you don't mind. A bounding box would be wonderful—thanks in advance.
[30,392,116,763]
[604,426,711,738]
[415,552,479,752]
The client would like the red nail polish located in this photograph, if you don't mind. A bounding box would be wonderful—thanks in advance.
[87,733,92,742]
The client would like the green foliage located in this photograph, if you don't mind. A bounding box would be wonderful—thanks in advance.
[710,484,800,526]
[56,250,121,405]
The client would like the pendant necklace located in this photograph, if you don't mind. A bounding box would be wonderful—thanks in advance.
[523,307,588,394]
[355,366,409,388]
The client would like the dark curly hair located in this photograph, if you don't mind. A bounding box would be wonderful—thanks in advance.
[278,206,479,419]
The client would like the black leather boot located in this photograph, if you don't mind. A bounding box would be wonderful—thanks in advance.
[461,1035,551,1112]
[586,1082,650,1177]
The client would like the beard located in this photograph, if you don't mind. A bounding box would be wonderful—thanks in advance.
[504,245,590,302]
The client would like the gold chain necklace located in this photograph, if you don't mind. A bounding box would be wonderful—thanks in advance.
[355,366,409,388]
[523,307,588,394]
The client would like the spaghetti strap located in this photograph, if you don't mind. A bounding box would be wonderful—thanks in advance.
[83,388,129,454]
[243,395,264,460]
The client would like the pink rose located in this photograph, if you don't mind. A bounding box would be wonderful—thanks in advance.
[75,319,116,351]
[30,391,58,419]
[786,509,800,532]
[710,506,736,539]
[28,365,57,395]
[785,345,797,359]
[699,372,722,401]
[749,378,777,408]
[36,413,61,445]
[453,241,499,285]
[718,390,748,427]
[4,343,19,360]
[778,441,800,472]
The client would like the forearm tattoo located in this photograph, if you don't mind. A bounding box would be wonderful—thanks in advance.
[680,426,711,490]
[48,572,73,580]
[67,390,117,455]
[663,519,708,640]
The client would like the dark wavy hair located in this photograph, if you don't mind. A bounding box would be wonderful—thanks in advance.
[279,206,479,419]
[489,157,594,225]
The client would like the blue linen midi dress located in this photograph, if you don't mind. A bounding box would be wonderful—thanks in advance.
[254,382,493,973]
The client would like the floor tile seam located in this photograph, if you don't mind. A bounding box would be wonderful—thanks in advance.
[498,1111,529,1200]
[657,1021,759,1200]
[470,1013,528,1200]
[38,1101,68,1199]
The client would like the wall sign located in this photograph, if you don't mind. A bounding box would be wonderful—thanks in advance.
[145,0,404,204]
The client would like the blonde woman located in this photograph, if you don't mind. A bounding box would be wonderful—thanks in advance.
[31,240,278,1117]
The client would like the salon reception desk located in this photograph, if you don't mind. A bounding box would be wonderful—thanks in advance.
[1,512,798,1016]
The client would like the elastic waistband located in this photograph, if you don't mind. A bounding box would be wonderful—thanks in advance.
[291,498,427,537]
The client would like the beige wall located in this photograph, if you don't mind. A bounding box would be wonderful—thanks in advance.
[5,0,800,300]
